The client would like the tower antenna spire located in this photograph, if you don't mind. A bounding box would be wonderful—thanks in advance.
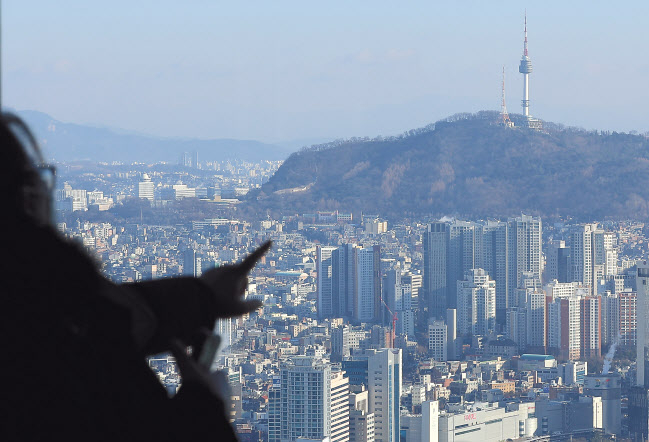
[501,66,514,128]
[524,11,528,56]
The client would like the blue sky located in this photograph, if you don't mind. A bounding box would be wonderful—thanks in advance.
[3,1,648,143]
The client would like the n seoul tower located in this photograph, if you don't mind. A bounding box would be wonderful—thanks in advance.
[518,13,542,129]
[519,14,533,118]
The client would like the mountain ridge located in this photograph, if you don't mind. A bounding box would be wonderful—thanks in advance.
[245,111,649,220]
[15,110,292,163]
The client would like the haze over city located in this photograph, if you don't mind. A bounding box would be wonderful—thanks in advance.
[7,2,649,441]
[3,1,648,145]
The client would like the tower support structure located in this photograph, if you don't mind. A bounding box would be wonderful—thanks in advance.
[500,66,514,128]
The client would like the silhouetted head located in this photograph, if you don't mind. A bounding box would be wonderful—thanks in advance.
[0,113,55,227]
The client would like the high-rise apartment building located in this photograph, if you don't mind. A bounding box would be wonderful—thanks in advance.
[275,357,350,442]
[446,308,457,360]
[544,280,589,299]
[183,249,202,277]
[526,290,548,352]
[383,267,414,338]
[317,246,337,318]
[546,240,569,283]
[330,371,351,442]
[507,214,542,308]
[333,243,356,317]
[423,216,540,330]
[446,221,477,310]
[354,245,382,322]
[422,401,440,442]
[631,255,649,439]
[138,173,155,201]
[604,232,619,277]
[548,295,582,361]
[368,348,402,442]
[423,222,449,319]
[268,378,281,442]
[428,320,447,361]
[402,272,422,304]
[637,261,649,387]
[569,223,598,289]
[349,388,375,442]
[476,221,509,324]
[457,268,496,336]
[332,325,351,362]
[506,306,527,352]
[600,292,620,348]
[317,244,381,322]
[619,291,637,346]
[547,291,602,361]
[581,296,602,359]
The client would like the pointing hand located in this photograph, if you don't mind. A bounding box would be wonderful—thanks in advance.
[200,240,271,318]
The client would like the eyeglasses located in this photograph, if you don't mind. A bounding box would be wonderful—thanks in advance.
[3,112,57,191]
[37,164,57,192]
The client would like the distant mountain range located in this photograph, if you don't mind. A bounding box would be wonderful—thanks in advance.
[245,111,649,220]
[15,110,293,163]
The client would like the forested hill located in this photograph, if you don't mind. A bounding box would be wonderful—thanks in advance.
[245,111,649,220]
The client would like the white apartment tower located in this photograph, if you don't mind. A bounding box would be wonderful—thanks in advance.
[476,220,509,325]
[507,215,542,308]
[569,223,598,290]
[422,401,440,442]
[447,221,477,310]
[138,173,155,201]
[544,280,589,299]
[526,291,547,351]
[604,232,619,277]
[548,295,582,361]
[457,268,496,336]
[278,357,350,441]
[368,348,402,442]
[446,309,458,360]
[330,371,351,442]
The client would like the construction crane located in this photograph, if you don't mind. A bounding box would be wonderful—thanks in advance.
[380,297,397,349]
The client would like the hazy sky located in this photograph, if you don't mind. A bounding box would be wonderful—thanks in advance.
[3,1,648,144]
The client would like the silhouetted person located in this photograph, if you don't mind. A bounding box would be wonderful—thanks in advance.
[0,114,270,441]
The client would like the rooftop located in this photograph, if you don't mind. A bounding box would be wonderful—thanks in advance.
[520,354,555,361]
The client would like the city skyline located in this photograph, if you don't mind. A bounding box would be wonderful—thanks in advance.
[48,156,649,439]
[7,2,649,439]
[3,1,648,144]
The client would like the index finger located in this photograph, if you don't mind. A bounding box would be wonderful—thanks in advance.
[169,339,192,369]
[239,240,272,273]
